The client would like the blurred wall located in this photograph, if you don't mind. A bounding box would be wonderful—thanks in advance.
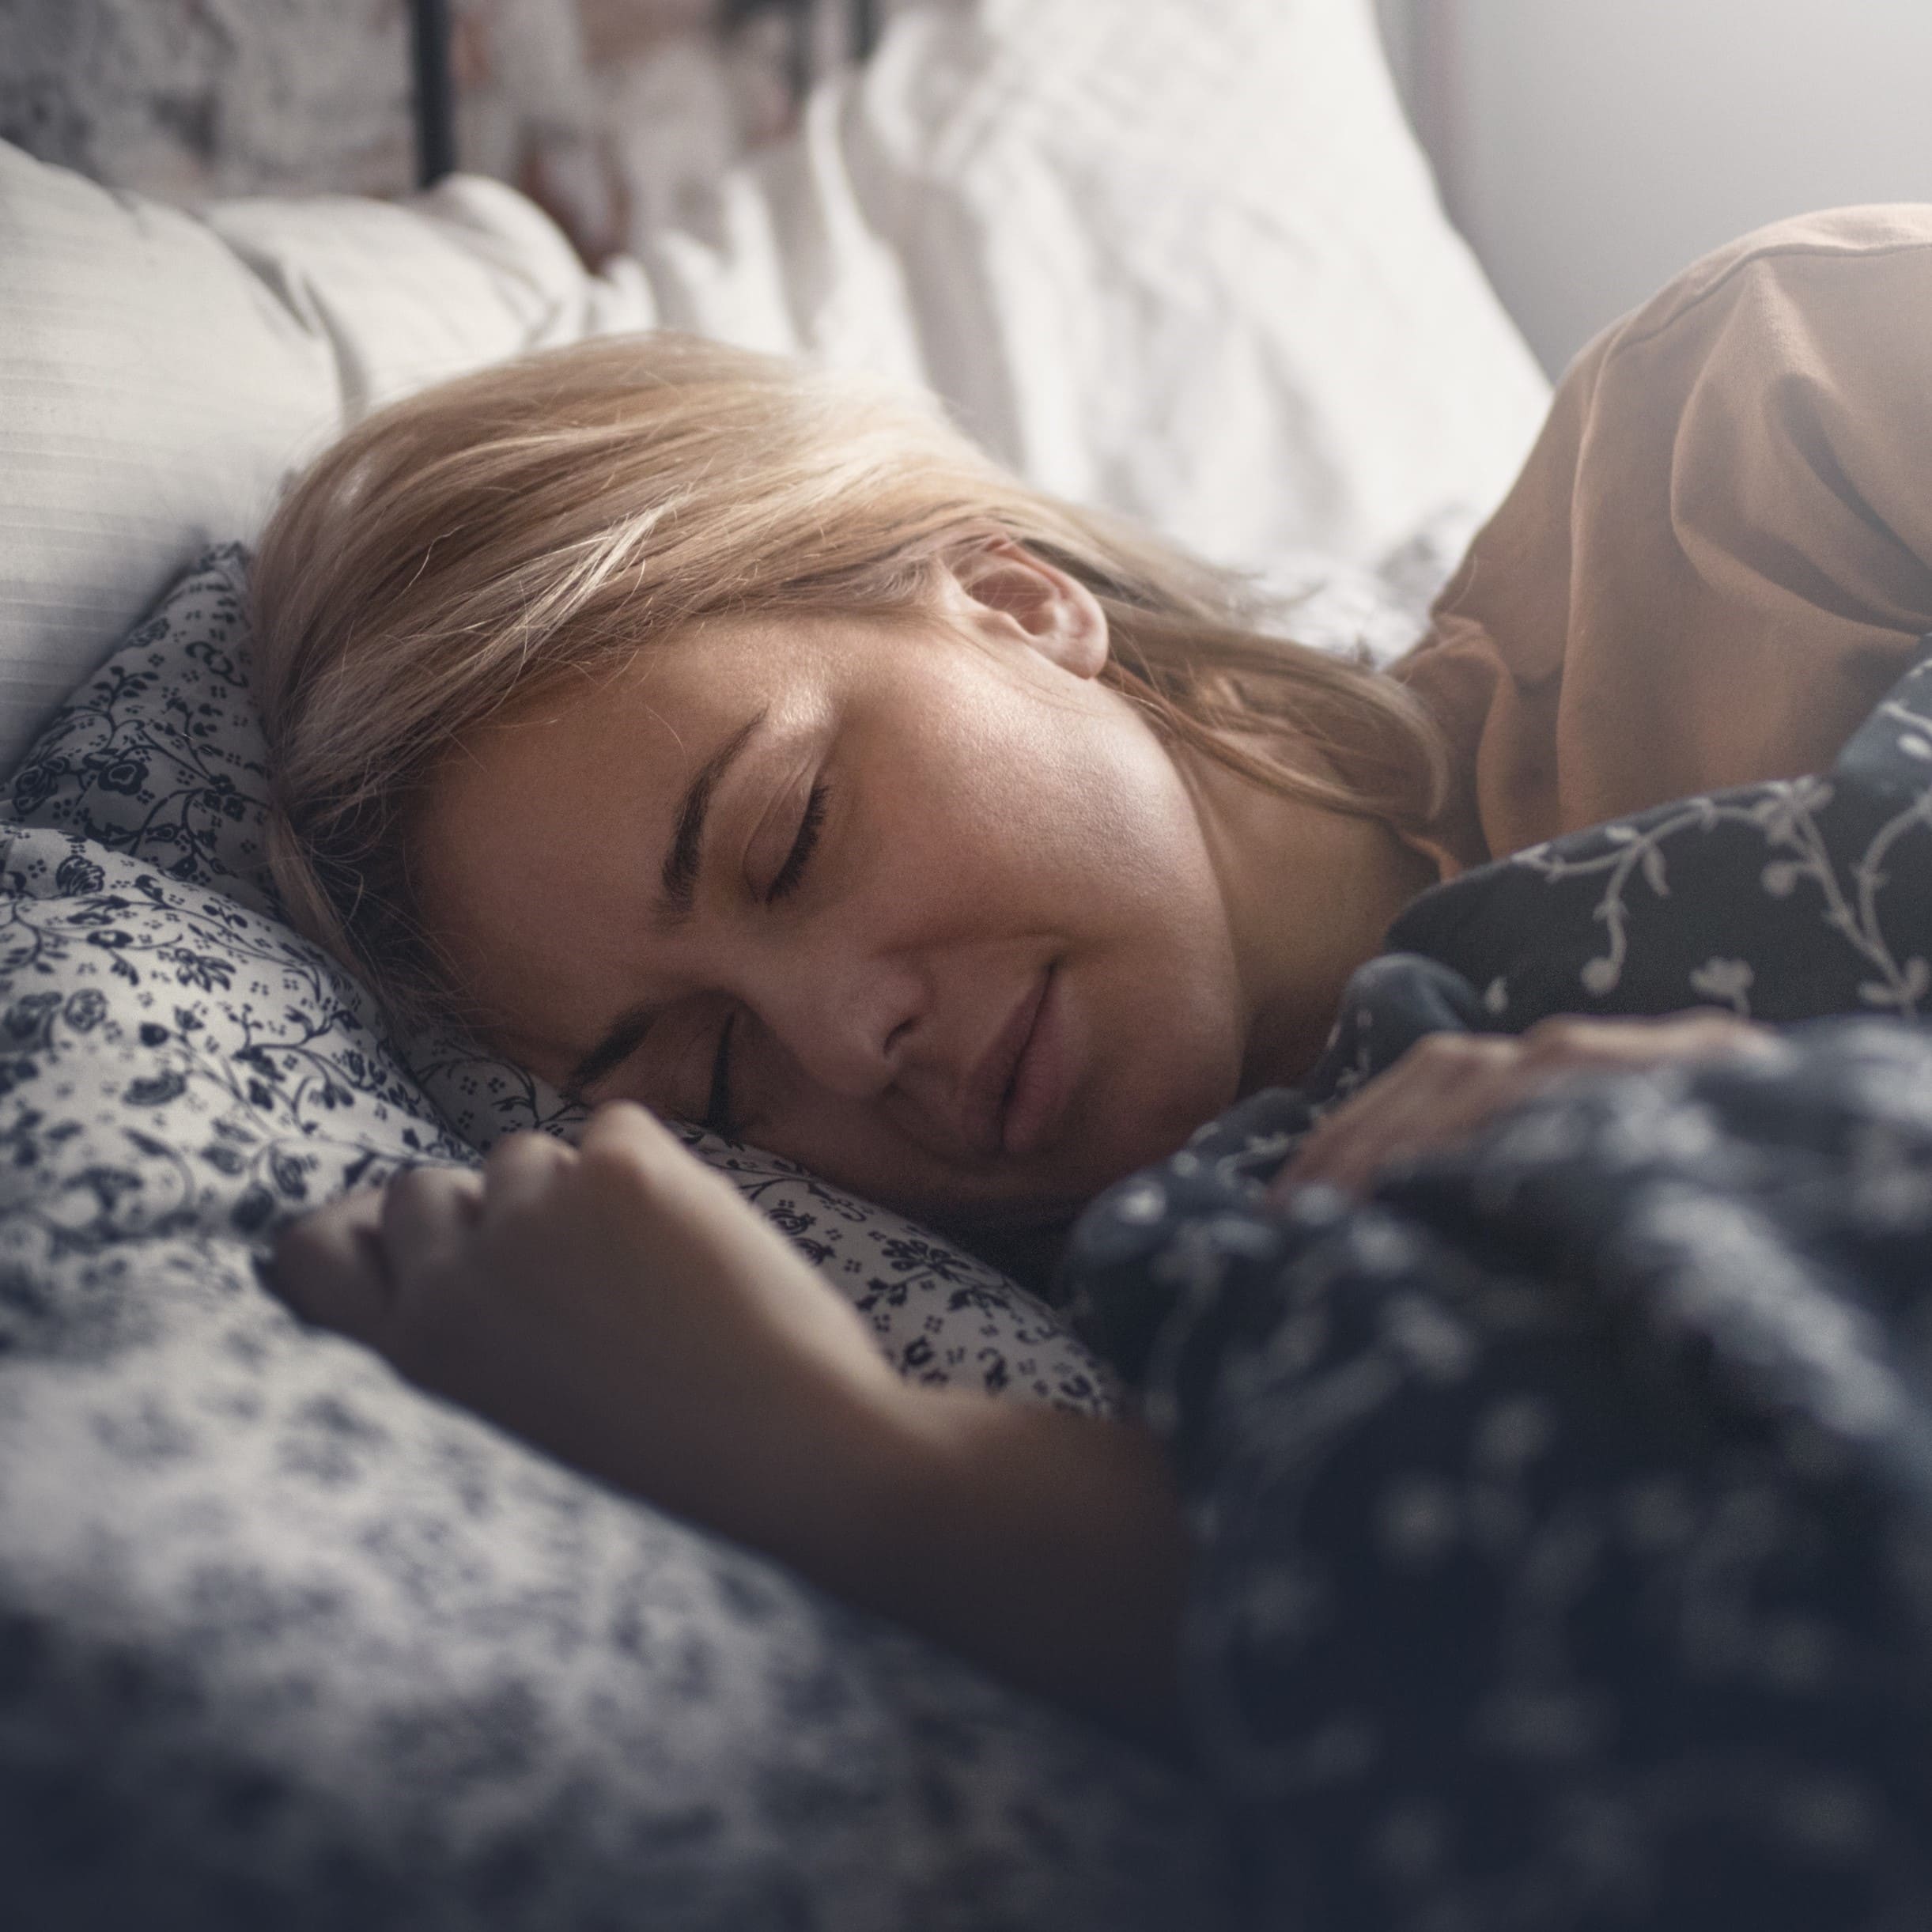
[0,0,412,198]
[1386,0,1932,376]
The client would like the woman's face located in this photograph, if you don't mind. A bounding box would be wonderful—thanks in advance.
[414,548,1257,1229]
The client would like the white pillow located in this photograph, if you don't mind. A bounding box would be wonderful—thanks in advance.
[0,0,1547,777]
[0,145,652,777]
[641,0,1550,577]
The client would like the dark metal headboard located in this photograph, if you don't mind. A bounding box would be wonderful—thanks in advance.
[410,0,883,190]
[850,0,880,60]
[410,0,458,190]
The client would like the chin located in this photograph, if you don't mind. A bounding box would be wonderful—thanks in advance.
[1028,1099,1211,1223]
[1117,1044,1242,1171]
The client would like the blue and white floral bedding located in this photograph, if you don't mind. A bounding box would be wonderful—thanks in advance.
[1071,648,1932,1929]
[25,543,1932,1932]
[0,549,1235,1930]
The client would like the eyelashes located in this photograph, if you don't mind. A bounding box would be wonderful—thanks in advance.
[703,1009,740,1140]
[706,780,828,1137]
[766,781,828,902]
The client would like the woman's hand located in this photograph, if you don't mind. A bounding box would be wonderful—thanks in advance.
[273,1102,916,1575]
[1273,1010,1781,1201]
[274,1101,1193,1743]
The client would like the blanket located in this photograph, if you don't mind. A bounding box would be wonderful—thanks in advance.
[1068,646,1932,1928]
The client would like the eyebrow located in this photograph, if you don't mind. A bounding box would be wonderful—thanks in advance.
[659,711,766,925]
[561,709,766,1100]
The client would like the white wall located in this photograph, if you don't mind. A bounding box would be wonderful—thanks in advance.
[1393,0,1932,375]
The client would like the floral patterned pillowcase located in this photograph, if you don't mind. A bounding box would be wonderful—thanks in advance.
[2,544,1117,1413]
[0,550,1234,1929]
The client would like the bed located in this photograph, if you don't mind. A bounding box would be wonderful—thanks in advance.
[0,2,1551,1924]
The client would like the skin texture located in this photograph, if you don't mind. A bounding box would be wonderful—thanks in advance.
[413,542,1435,1233]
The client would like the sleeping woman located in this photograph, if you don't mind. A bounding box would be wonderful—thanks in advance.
[261,210,1932,1925]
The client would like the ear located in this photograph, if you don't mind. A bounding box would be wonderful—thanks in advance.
[945,538,1110,679]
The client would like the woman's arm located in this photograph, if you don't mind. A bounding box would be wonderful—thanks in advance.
[874,1390,1189,1745]
[272,1104,1189,1746]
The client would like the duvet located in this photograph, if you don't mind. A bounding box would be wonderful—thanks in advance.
[1069,648,1932,1927]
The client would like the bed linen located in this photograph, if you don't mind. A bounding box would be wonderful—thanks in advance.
[0,501,1466,1928]
[1068,648,1932,1927]
[630,0,1550,573]
[0,549,1238,1930]
[0,5,1552,1919]
[0,0,1548,777]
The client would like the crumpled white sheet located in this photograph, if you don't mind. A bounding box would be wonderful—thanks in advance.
[628,0,1549,573]
[0,0,1545,774]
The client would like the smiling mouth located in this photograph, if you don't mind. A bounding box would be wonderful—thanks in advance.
[962,970,1051,1159]
[996,963,1068,1161]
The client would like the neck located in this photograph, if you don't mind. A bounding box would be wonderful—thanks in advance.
[1186,748,1440,1095]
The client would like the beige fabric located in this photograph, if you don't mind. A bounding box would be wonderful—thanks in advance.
[1397,206,1932,875]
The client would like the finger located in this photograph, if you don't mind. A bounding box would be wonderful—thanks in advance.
[1286,1038,1520,1192]
[1341,1016,1768,1185]
[378,1163,485,1283]
[576,1098,686,1170]
[1302,1085,1496,1193]
[1647,1011,1781,1060]
[1520,1011,1774,1069]
[272,1189,395,1342]
[577,1098,785,1261]
[574,1100,732,1203]
[1304,1068,1533,1190]
[482,1129,578,1219]
[1289,1096,1446,1195]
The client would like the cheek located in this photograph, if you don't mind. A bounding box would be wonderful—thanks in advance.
[1011,739,1253,1166]
[1087,921,1246,1137]
[904,690,1217,922]
[1049,738,1251,1149]
[887,699,1247,1069]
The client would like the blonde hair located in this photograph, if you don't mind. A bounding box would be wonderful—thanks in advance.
[251,331,1446,1026]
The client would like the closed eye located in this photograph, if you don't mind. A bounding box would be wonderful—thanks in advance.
[767,781,828,902]
[704,780,826,1135]
[703,1010,741,1139]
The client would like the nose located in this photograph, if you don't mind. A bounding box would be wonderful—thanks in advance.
[739,931,925,1102]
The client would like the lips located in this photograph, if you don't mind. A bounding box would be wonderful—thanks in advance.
[998,963,1069,1159]
[960,970,1052,1159]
